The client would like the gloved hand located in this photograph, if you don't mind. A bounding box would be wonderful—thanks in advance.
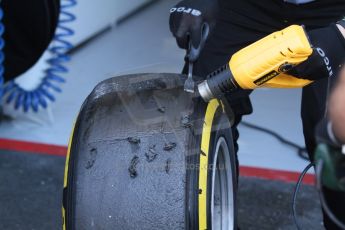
[169,0,218,61]
[289,24,345,81]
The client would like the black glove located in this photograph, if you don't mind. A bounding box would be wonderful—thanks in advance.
[169,0,218,61]
[289,24,345,81]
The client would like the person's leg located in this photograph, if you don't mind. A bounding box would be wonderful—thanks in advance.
[301,80,328,161]
[185,23,256,171]
[182,1,289,182]
[187,0,294,146]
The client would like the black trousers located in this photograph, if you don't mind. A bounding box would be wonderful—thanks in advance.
[190,0,345,229]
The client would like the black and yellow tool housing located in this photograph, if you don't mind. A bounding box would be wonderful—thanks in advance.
[198,25,313,101]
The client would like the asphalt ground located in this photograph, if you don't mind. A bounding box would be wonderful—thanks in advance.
[238,177,323,230]
[0,150,323,230]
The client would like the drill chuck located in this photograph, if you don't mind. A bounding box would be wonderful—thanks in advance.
[198,64,239,102]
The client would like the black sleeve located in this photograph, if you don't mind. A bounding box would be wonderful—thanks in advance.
[1,0,60,81]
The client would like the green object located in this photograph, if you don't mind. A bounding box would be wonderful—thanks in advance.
[314,144,345,191]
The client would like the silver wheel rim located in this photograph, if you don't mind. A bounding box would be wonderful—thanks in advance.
[211,136,235,230]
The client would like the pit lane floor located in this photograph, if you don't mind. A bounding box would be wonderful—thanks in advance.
[0,149,323,230]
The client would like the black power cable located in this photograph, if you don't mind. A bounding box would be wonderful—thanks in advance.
[291,163,314,230]
[241,121,309,160]
[240,121,313,229]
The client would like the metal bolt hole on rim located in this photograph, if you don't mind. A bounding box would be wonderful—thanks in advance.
[211,136,235,230]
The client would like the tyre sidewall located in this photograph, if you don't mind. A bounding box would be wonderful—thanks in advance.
[206,107,238,230]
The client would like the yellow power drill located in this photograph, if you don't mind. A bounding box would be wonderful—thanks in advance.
[196,25,314,101]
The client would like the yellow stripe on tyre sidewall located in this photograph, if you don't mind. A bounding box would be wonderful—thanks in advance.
[62,122,76,230]
[198,99,221,230]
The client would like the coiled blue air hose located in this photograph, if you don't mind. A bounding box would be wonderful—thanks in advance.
[2,0,76,112]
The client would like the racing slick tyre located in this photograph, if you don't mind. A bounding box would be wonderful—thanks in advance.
[62,73,238,230]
